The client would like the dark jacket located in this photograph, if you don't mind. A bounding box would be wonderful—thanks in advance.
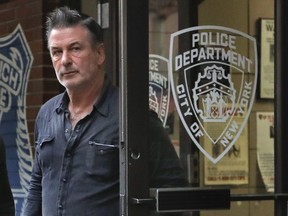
[0,137,15,216]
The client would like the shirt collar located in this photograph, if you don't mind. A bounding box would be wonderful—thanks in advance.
[55,75,112,117]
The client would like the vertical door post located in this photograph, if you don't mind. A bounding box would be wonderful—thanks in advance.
[275,0,288,215]
[119,0,149,215]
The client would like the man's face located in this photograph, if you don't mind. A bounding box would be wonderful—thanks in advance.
[48,25,105,91]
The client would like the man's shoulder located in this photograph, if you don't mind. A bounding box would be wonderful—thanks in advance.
[149,110,162,128]
[38,93,64,115]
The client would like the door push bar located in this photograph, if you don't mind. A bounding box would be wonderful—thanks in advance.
[131,188,288,213]
[132,188,230,213]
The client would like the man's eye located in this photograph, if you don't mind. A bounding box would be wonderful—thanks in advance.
[51,50,62,60]
[52,50,62,57]
[72,47,80,52]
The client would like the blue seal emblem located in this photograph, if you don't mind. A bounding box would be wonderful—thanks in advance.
[0,24,34,215]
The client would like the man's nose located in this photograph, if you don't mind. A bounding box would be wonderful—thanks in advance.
[61,51,72,66]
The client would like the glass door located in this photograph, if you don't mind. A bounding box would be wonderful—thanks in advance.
[118,0,288,215]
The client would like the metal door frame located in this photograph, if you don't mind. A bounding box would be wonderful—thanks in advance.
[119,0,149,215]
[275,0,288,215]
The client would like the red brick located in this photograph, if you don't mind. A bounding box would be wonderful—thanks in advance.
[15,1,42,18]
[0,8,15,22]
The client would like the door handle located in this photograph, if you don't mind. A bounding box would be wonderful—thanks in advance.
[131,197,155,205]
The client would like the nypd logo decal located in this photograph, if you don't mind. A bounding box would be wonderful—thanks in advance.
[149,54,170,126]
[169,26,257,163]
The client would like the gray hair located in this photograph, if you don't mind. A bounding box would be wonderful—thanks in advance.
[46,6,103,47]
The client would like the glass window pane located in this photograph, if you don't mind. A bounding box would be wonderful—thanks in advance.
[148,0,275,215]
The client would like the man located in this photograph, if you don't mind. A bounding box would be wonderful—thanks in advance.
[0,136,15,216]
[24,6,186,216]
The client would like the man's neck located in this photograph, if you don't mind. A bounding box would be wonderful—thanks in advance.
[67,76,104,127]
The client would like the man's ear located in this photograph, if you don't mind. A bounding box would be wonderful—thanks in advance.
[96,43,105,65]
